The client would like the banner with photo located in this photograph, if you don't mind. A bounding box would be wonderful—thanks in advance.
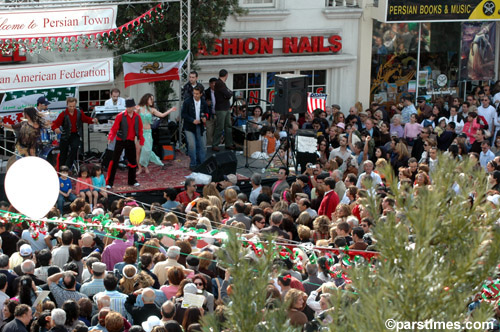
[386,0,500,22]
[0,87,77,124]
[459,22,496,81]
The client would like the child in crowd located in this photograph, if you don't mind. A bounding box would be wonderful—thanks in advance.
[404,113,423,146]
[56,165,77,214]
[75,165,95,206]
[91,164,107,207]
[261,125,277,157]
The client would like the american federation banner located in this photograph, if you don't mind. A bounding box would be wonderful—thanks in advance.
[0,58,113,92]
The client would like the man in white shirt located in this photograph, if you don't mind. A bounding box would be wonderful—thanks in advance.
[477,96,496,138]
[104,88,125,108]
[329,135,352,163]
[448,106,464,135]
[480,140,495,171]
[356,160,382,188]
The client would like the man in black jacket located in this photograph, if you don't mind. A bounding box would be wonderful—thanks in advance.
[125,288,161,326]
[212,69,234,151]
[204,77,217,146]
[181,86,209,170]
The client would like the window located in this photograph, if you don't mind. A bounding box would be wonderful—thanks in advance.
[233,73,262,107]
[79,89,110,113]
[241,0,275,6]
[300,70,327,94]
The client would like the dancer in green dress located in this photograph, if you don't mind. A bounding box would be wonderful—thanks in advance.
[136,93,176,174]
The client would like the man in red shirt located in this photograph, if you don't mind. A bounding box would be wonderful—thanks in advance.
[318,177,339,220]
[175,177,200,208]
[106,99,144,188]
[51,97,98,169]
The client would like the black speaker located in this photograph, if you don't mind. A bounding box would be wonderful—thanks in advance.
[195,151,237,182]
[274,74,308,114]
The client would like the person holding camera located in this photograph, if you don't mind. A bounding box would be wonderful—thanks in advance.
[181,86,209,170]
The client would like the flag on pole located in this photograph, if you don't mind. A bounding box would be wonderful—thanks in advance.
[122,50,189,88]
[307,93,327,114]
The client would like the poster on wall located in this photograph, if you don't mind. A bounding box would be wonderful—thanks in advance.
[386,0,500,22]
[460,22,496,81]
[418,71,428,87]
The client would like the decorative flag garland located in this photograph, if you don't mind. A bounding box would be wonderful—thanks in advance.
[0,209,378,286]
[0,4,167,55]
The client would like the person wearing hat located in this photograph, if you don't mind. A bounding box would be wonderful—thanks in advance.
[106,98,145,188]
[219,174,240,199]
[51,97,98,169]
[415,97,432,121]
[12,244,33,276]
[35,96,50,114]
[80,262,107,298]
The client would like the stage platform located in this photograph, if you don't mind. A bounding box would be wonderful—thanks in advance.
[105,147,292,204]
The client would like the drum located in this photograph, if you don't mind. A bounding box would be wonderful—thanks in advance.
[39,145,59,167]
[40,128,51,144]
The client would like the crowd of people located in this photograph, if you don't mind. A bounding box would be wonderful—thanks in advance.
[3,74,500,331]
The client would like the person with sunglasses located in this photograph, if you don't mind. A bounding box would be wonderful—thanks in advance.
[192,274,214,313]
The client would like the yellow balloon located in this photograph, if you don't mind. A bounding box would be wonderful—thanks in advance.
[129,207,145,225]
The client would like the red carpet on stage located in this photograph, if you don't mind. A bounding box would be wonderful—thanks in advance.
[109,151,250,194]
[111,152,192,193]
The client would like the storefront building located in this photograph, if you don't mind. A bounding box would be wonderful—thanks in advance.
[367,0,500,107]
[195,0,367,113]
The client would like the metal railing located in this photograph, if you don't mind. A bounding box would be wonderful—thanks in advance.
[325,0,358,7]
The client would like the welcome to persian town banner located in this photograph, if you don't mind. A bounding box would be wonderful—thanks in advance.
[386,0,500,22]
[0,6,117,38]
[0,58,113,92]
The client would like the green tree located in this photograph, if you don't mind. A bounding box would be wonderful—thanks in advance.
[201,231,300,332]
[112,1,244,109]
[329,156,500,331]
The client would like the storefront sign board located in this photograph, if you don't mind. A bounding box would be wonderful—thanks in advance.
[386,0,500,22]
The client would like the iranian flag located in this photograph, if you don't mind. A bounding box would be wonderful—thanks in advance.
[122,50,189,88]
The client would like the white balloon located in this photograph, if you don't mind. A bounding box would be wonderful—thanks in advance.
[5,156,59,219]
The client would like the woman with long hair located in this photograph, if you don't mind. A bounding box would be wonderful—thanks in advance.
[1,107,47,159]
[284,288,308,328]
[391,140,410,173]
[15,275,37,306]
[136,93,176,174]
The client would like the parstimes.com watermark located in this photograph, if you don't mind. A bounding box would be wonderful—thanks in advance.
[384,319,495,331]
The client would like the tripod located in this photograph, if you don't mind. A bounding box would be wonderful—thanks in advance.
[264,117,297,172]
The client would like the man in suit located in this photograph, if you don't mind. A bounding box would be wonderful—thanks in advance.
[181,86,209,170]
[204,77,217,146]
